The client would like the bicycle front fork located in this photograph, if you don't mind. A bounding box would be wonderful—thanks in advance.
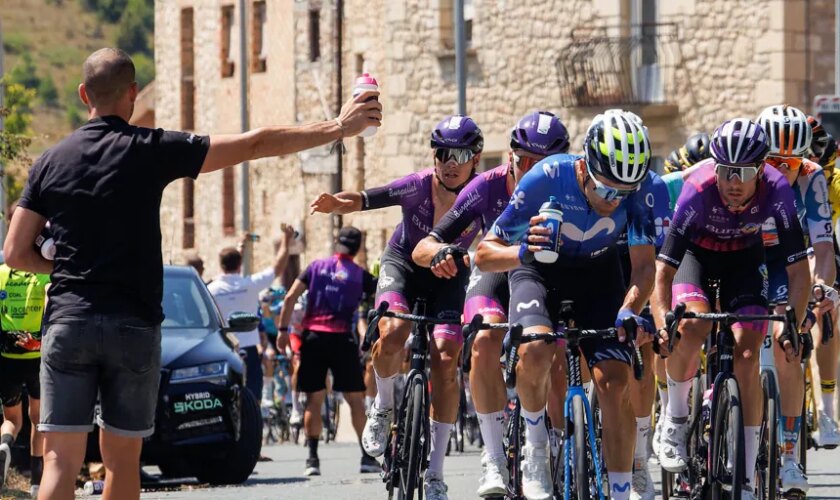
[563,387,606,500]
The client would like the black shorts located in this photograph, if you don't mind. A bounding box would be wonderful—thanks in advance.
[297,331,365,393]
[375,247,467,344]
[508,250,633,369]
[672,244,768,312]
[463,266,509,322]
[0,356,41,407]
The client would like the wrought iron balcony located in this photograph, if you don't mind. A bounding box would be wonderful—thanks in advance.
[556,23,682,107]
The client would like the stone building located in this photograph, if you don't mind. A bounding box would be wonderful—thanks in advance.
[154,0,837,276]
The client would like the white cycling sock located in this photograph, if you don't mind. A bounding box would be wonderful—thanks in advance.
[635,416,652,462]
[666,375,692,418]
[521,408,548,447]
[373,369,397,410]
[744,426,760,487]
[427,420,452,478]
[262,377,273,399]
[821,390,836,419]
[291,391,303,413]
[657,379,669,410]
[608,471,632,500]
[364,395,375,412]
[477,411,505,461]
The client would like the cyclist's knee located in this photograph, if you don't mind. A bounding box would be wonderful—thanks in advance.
[680,318,712,346]
[376,318,411,356]
[432,339,461,374]
[592,361,631,395]
[472,329,503,364]
[518,341,555,373]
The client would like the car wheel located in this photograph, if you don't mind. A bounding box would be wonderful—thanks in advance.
[193,389,263,485]
[157,457,194,479]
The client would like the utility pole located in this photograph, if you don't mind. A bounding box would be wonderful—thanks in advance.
[0,19,7,246]
[333,0,344,234]
[836,0,840,94]
[238,0,251,273]
[454,0,466,115]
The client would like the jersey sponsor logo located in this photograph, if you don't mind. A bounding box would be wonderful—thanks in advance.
[750,206,759,215]
[542,161,560,179]
[654,217,671,238]
[676,206,697,235]
[658,253,680,266]
[612,482,631,493]
[493,225,511,241]
[510,190,526,209]
[411,214,433,234]
[0,291,6,300]
[388,183,419,199]
[525,415,544,426]
[515,299,540,312]
[466,268,482,293]
[645,192,655,208]
[741,222,761,234]
[560,203,586,212]
[590,246,609,258]
[378,269,395,289]
[676,291,708,302]
[560,218,616,242]
[787,250,808,263]
[450,190,483,218]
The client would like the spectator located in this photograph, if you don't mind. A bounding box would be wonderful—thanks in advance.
[277,226,378,476]
[183,251,205,280]
[3,48,381,500]
[209,225,295,401]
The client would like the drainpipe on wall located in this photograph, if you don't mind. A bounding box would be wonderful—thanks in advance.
[334,0,344,235]
[454,0,466,115]
[238,0,252,274]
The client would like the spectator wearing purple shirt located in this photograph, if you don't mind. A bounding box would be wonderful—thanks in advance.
[276,227,377,476]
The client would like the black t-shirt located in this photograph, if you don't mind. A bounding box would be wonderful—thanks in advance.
[19,116,210,324]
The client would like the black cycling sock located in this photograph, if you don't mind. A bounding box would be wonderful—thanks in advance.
[307,437,319,459]
[0,433,13,447]
[30,456,43,485]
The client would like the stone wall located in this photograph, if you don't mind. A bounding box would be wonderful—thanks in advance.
[155,0,832,277]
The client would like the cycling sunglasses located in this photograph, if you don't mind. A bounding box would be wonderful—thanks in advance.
[512,152,542,173]
[434,148,476,165]
[715,162,761,183]
[585,164,638,202]
[765,155,803,171]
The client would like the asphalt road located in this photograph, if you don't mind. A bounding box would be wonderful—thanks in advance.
[135,440,840,500]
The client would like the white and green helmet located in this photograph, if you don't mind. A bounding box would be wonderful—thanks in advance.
[584,111,651,185]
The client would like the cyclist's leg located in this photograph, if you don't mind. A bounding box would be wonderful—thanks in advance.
[426,264,469,486]
[363,354,376,411]
[262,334,277,407]
[812,274,840,444]
[465,268,508,461]
[298,330,330,463]
[721,248,771,492]
[289,333,304,423]
[546,345,567,447]
[508,264,556,498]
[660,248,713,471]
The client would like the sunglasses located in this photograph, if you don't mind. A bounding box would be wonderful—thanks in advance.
[715,162,761,183]
[512,152,542,173]
[765,155,803,171]
[585,163,638,202]
[434,148,476,165]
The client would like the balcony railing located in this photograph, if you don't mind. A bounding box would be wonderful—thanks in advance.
[556,23,682,108]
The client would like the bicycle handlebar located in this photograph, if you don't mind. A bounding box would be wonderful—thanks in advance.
[361,301,463,353]
[810,287,835,344]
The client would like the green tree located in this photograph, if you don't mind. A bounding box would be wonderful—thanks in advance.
[38,75,59,107]
[8,53,40,91]
[115,0,153,55]
[132,52,154,89]
[0,78,34,164]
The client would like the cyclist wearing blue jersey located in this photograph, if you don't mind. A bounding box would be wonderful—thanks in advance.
[757,105,838,494]
[651,119,812,500]
[310,115,483,500]
[412,111,570,498]
[476,112,667,500]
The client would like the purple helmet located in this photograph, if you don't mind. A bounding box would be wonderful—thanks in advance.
[430,115,484,153]
[510,111,570,156]
[710,119,769,165]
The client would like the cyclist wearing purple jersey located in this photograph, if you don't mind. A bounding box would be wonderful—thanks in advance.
[412,111,570,498]
[309,115,483,500]
[651,119,811,499]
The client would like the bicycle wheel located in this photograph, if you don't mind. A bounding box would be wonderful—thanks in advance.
[587,387,608,495]
[331,394,340,442]
[505,398,523,498]
[398,378,425,500]
[710,377,745,500]
[758,370,779,500]
[571,396,591,500]
[322,393,332,444]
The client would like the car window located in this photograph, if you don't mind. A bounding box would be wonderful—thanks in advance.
[162,274,213,329]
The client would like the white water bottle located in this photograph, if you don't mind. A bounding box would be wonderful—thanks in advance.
[352,73,379,138]
[535,196,563,264]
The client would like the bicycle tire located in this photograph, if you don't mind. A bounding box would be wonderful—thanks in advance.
[571,396,591,500]
[758,370,779,500]
[323,394,332,444]
[798,397,807,471]
[710,377,745,500]
[506,398,523,498]
[331,395,340,442]
[398,378,425,500]
[587,387,608,495]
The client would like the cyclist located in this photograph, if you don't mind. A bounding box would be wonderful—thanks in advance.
[475,111,667,500]
[651,132,711,460]
[806,115,840,447]
[0,249,50,498]
[651,118,811,499]
[756,105,837,493]
[287,291,307,426]
[258,285,286,409]
[412,111,570,498]
[309,115,483,499]
[275,226,378,476]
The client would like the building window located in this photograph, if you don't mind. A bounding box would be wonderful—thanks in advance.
[309,9,320,62]
[480,153,503,173]
[220,5,235,78]
[223,168,235,235]
[180,8,195,130]
[439,0,473,50]
[252,1,267,73]
[183,179,195,249]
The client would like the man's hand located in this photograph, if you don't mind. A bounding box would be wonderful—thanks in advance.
[812,283,839,318]
[338,90,383,137]
[615,308,654,344]
[310,192,354,215]
[275,332,290,353]
[430,245,469,279]
[518,215,555,264]
[279,223,295,244]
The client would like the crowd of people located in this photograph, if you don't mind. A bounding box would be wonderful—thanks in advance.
[1,45,840,500]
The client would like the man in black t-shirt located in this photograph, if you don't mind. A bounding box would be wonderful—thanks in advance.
[3,48,382,500]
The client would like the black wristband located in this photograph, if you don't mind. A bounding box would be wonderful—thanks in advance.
[278,327,290,333]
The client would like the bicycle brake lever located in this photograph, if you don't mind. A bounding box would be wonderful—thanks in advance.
[622,317,643,381]
[504,324,523,389]
[362,301,390,352]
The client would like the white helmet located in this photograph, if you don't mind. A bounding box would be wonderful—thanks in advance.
[584,112,651,185]
[757,105,812,157]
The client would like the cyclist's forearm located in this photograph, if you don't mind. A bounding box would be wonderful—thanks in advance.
[412,236,445,268]
[335,191,364,214]
[622,246,656,313]
[787,259,812,327]
[651,261,676,328]
[474,238,519,272]
[812,241,836,288]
